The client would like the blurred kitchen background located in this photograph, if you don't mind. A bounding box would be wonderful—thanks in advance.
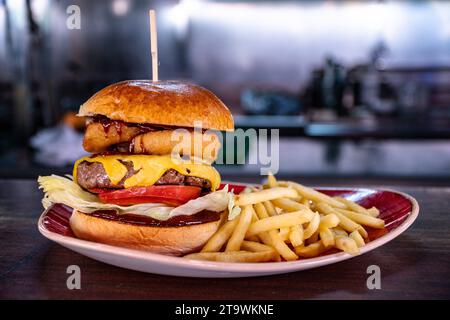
[1,0,450,185]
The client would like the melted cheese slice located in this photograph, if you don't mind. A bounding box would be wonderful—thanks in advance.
[73,154,221,190]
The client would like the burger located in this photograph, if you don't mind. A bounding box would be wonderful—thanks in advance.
[38,80,235,256]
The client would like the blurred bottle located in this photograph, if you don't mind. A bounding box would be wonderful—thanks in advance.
[240,89,301,116]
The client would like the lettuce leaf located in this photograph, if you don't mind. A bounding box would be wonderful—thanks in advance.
[227,188,241,220]
[38,175,234,221]
[169,185,232,218]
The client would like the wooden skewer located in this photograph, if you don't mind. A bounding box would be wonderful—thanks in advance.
[149,10,158,82]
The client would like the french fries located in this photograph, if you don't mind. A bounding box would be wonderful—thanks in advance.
[246,210,314,237]
[301,198,310,208]
[241,240,275,253]
[257,233,282,261]
[367,207,380,217]
[245,235,260,242]
[263,200,278,216]
[334,197,380,217]
[236,187,298,206]
[319,227,335,247]
[303,212,320,239]
[320,214,340,229]
[295,242,328,258]
[268,230,298,261]
[278,181,346,209]
[335,236,359,255]
[272,198,307,212]
[254,201,297,260]
[226,205,254,251]
[334,208,385,229]
[267,173,278,188]
[349,230,365,247]
[185,174,385,263]
[332,227,348,237]
[306,231,319,245]
[184,251,276,262]
[315,203,368,239]
[289,225,304,247]
[279,227,291,242]
[201,218,238,252]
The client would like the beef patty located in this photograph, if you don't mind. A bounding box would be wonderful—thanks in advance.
[76,161,212,191]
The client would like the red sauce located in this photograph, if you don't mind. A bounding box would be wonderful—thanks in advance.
[95,116,129,136]
[100,118,112,133]
[92,115,208,134]
[85,209,221,227]
[93,115,174,133]
[88,151,136,157]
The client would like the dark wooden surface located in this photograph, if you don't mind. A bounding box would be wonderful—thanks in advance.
[1,178,449,300]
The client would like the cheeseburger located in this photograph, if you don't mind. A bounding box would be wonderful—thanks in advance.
[38,80,235,256]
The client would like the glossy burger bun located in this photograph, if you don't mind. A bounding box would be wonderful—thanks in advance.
[78,80,234,131]
[69,210,222,256]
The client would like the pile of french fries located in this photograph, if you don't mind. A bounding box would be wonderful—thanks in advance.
[184,174,385,263]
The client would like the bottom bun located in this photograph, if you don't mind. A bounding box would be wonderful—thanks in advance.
[69,210,222,256]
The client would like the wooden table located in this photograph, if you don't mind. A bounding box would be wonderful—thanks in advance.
[1,178,449,299]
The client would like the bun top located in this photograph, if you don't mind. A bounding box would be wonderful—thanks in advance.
[78,80,234,131]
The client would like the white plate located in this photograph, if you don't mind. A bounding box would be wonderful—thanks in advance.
[38,188,419,278]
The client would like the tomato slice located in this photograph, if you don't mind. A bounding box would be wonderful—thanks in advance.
[97,185,201,206]
[89,188,110,194]
[218,183,247,194]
